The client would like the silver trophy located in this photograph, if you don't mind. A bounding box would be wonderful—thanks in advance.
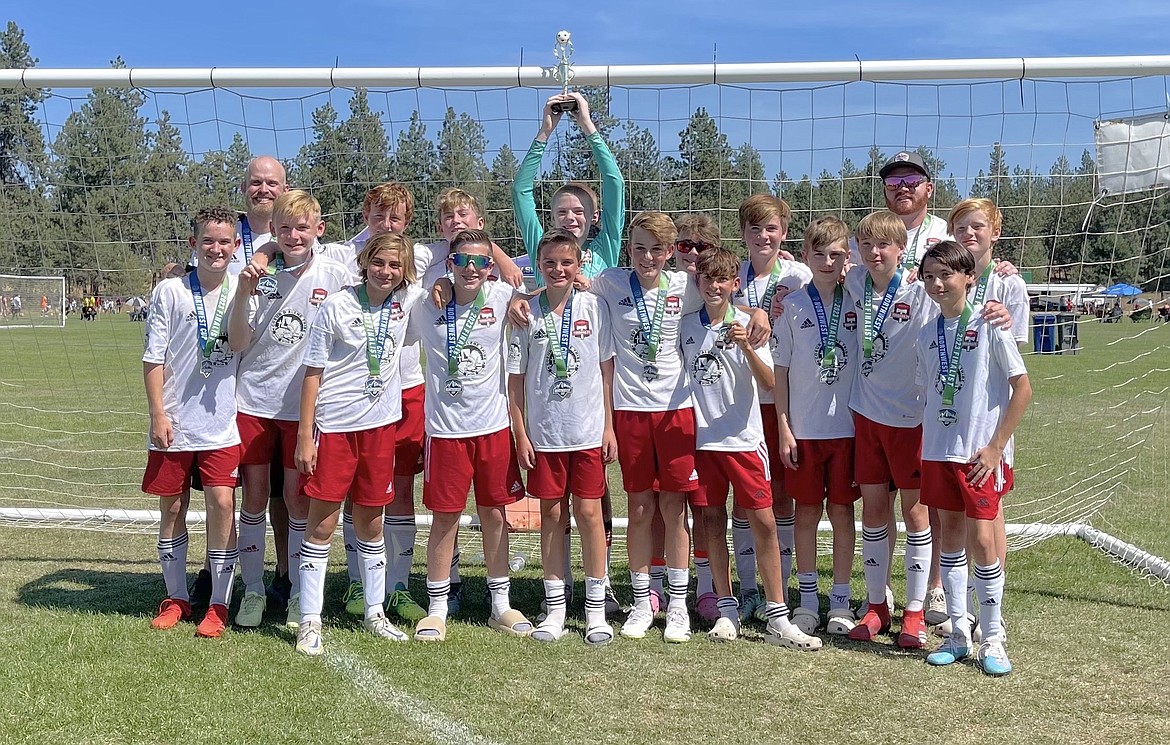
[551,30,577,114]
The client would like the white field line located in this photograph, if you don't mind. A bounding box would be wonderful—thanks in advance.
[326,646,507,745]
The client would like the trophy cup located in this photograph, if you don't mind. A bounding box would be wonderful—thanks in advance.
[551,30,577,114]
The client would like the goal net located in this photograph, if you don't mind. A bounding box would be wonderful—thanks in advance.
[0,274,64,328]
[0,56,1167,582]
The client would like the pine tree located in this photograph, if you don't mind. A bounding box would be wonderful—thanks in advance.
[392,111,437,233]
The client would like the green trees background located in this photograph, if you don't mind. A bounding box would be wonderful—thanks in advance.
[1,22,1166,298]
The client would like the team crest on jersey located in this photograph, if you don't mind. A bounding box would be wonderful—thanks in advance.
[891,302,911,323]
[389,302,404,321]
[962,329,979,351]
[844,311,858,331]
[628,328,650,358]
[545,347,581,378]
[270,309,307,346]
[935,367,965,395]
[618,296,634,307]
[309,288,328,306]
[507,342,522,365]
[665,296,681,315]
[691,352,724,386]
[572,319,592,338]
[478,308,497,326]
[455,342,488,377]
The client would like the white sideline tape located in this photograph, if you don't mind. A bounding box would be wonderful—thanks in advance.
[326,647,506,745]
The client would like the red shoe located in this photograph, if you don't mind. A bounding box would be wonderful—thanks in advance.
[847,602,891,641]
[151,598,192,630]
[897,609,927,649]
[195,603,229,638]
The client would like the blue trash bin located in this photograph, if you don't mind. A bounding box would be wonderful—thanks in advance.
[1033,314,1057,353]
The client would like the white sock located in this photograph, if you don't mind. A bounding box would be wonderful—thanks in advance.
[732,517,757,591]
[650,562,666,596]
[904,528,932,612]
[973,560,1005,641]
[666,567,689,612]
[797,571,819,613]
[630,570,651,613]
[357,537,387,618]
[941,549,970,638]
[762,599,793,632]
[829,582,851,611]
[486,575,512,618]
[694,552,713,596]
[157,532,189,601]
[237,510,266,595]
[207,547,237,608]
[584,576,606,628]
[541,578,567,629]
[342,511,360,584]
[383,515,415,590]
[299,540,330,623]
[861,524,889,607]
[426,577,450,620]
[287,518,306,596]
[776,514,796,584]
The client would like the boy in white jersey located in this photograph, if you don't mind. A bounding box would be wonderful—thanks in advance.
[292,234,427,655]
[142,207,242,639]
[916,241,1031,676]
[682,246,822,650]
[846,211,935,648]
[773,218,860,636]
[405,229,529,642]
[228,191,352,629]
[730,194,811,622]
[507,229,617,645]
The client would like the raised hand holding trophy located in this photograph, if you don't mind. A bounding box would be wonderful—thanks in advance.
[551,30,577,114]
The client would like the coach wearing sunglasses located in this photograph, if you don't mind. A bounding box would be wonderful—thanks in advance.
[874,151,952,270]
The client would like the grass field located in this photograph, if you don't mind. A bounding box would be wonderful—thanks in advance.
[1,315,1169,745]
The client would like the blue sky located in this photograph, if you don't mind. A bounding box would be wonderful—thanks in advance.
[9,1,1170,188]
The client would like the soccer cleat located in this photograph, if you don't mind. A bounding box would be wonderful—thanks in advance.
[363,611,409,642]
[978,638,1012,676]
[848,603,892,641]
[927,633,972,666]
[189,568,212,615]
[707,616,739,642]
[151,597,192,630]
[620,607,655,639]
[195,603,229,638]
[295,619,324,656]
[343,581,366,617]
[386,583,427,623]
[603,583,622,618]
[924,587,948,626]
[897,609,928,649]
[738,589,764,623]
[825,607,856,636]
[792,607,820,634]
[234,591,266,628]
[695,592,720,623]
[285,593,302,630]
[447,582,464,616]
[266,571,291,613]
[663,607,692,643]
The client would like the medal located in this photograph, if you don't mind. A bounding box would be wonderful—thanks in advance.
[257,275,279,298]
[552,378,573,399]
[630,272,668,380]
[937,407,958,426]
[364,376,384,398]
[808,282,844,378]
[818,366,838,385]
[539,291,575,398]
[200,360,213,378]
[190,271,231,381]
[643,364,659,381]
[356,285,393,400]
[861,359,874,377]
[444,378,464,398]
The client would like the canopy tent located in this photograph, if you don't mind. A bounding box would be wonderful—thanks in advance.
[1101,283,1143,297]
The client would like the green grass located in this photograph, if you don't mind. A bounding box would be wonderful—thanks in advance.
[1,314,1169,744]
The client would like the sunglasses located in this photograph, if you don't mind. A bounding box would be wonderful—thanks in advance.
[674,239,716,254]
[450,253,493,270]
[884,175,930,191]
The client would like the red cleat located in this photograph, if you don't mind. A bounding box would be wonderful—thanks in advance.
[151,598,192,630]
[847,602,891,641]
[195,603,229,638]
[897,609,927,649]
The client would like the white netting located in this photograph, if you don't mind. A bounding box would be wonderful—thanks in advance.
[0,274,64,328]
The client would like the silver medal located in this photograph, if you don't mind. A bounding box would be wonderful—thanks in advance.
[860,359,874,377]
[818,366,838,385]
[257,275,279,298]
[937,408,958,427]
[642,364,659,381]
[444,378,464,398]
[364,376,384,398]
[199,360,213,378]
[552,378,573,399]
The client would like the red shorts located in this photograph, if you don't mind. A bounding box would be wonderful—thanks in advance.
[692,447,772,511]
[759,403,787,492]
[614,409,698,494]
[921,460,1015,521]
[394,384,426,477]
[852,413,922,490]
[527,448,607,500]
[301,423,398,507]
[423,428,526,513]
[142,446,240,497]
[785,438,861,506]
[237,413,299,469]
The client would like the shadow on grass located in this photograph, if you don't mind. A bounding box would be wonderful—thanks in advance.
[1008,584,1170,613]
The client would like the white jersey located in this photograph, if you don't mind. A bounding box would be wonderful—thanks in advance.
[845,266,933,428]
[849,212,950,269]
[405,273,513,438]
[591,268,699,413]
[143,275,240,451]
[235,255,353,421]
[973,270,1030,345]
[303,284,426,433]
[316,241,361,281]
[507,291,612,451]
[916,312,1027,466]
[732,258,812,405]
[679,308,767,452]
[772,284,857,440]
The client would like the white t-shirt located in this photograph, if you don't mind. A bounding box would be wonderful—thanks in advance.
[303,284,426,433]
[507,291,612,451]
[916,312,1027,466]
[679,308,767,452]
[235,255,353,421]
[973,270,1030,345]
[772,284,858,440]
[732,258,812,406]
[845,266,933,428]
[591,268,699,413]
[849,212,951,268]
[143,275,240,451]
[405,273,513,438]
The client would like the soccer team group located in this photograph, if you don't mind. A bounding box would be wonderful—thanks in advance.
[143,92,1032,676]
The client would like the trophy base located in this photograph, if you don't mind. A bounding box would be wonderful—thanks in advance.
[552,101,579,114]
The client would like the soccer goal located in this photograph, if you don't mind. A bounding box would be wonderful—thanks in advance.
[0,55,1167,583]
[0,274,64,328]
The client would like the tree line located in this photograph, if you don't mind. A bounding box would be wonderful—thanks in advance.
[1,21,1165,297]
